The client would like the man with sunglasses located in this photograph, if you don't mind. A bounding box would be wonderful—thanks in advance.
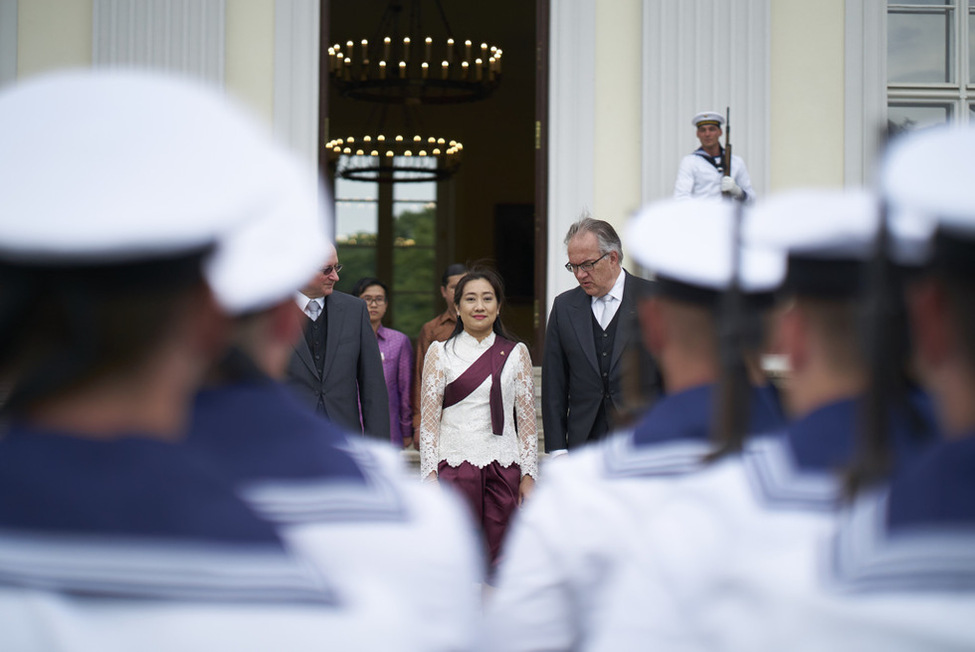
[286,244,389,439]
[542,216,662,455]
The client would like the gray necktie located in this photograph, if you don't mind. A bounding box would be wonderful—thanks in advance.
[305,300,321,321]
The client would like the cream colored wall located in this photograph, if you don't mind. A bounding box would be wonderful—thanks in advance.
[17,0,92,77]
[769,0,846,189]
[226,0,275,126]
[14,0,277,129]
[594,0,642,252]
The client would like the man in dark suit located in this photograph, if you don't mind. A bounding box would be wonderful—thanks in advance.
[542,216,662,454]
[285,244,390,440]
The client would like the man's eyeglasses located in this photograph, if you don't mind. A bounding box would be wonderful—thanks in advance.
[321,264,344,276]
[361,296,387,306]
[565,252,610,274]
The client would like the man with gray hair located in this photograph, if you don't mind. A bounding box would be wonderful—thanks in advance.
[542,216,662,454]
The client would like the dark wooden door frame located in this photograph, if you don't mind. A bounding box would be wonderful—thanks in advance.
[533,0,550,358]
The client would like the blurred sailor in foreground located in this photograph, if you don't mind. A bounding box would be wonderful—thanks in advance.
[505,188,939,652]
[484,197,787,651]
[188,135,482,650]
[0,70,446,651]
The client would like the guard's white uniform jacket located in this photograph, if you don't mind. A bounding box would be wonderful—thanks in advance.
[483,383,786,651]
[485,395,938,651]
[187,369,483,651]
[674,147,754,201]
[0,422,411,652]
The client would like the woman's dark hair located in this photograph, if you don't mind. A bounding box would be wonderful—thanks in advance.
[441,264,468,287]
[351,276,388,299]
[447,267,519,343]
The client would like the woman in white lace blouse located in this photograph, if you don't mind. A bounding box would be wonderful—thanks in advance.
[419,268,538,569]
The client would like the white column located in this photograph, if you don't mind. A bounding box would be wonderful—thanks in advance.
[92,0,225,86]
[272,0,319,168]
[547,0,597,311]
[642,0,770,201]
[845,0,887,186]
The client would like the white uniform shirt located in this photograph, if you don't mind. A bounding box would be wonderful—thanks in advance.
[674,149,754,201]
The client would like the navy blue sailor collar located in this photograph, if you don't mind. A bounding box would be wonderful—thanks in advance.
[601,383,786,479]
[829,436,975,592]
[632,382,786,448]
[744,393,938,511]
[188,375,406,526]
[0,424,336,604]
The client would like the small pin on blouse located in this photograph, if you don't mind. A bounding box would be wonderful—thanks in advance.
[500,351,505,355]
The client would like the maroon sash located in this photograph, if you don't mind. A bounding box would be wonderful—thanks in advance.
[442,337,516,436]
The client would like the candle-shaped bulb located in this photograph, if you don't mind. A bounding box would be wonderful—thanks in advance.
[379,60,387,79]
[383,36,391,60]
[442,60,449,79]
[446,38,455,63]
[403,36,410,62]
[421,62,429,78]
[399,60,407,77]
[464,39,472,60]
[425,36,432,61]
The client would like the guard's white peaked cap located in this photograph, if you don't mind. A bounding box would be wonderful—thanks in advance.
[881,126,975,263]
[745,189,880,259]
[0,70,295,264]
[692,111,725,128]
[626,198,784,293]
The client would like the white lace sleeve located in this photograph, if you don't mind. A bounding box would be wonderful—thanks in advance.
[418,341,446,479]
[513,343,539,478]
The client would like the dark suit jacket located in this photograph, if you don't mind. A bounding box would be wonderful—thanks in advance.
[541,271,661,451]
[285,291,390,440]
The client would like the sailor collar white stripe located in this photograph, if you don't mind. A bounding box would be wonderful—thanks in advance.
[742,435,842,512]
[0,528,337,605]
[601,431,712,479]
[240,439,407,526]
[828,488,975,593]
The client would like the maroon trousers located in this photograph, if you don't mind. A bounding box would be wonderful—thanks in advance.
[438,460,520,568]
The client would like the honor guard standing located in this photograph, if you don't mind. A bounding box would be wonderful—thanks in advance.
[188,145,482,650]
[674,111,755,201]
[485,197,787,651]
[0,71,439,651]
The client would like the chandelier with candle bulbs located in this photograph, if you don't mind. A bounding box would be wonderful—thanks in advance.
[327,0,500,182]
[327,0,502,105]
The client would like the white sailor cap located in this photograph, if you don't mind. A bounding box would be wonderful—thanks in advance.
[881,125,975,266]
[0,69,329,314]
[0,70,294,265]
[692,111,725,128]
[205,156,331,315]
[626,198,784,305]
[746,188,880,296]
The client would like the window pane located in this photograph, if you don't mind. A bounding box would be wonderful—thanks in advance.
[888,9,954,83]
[970,10,975,84]
[888,103,952,136]
[334,156,379,294]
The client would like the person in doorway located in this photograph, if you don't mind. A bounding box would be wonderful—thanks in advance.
[285,245,389,440]
[412,263,468,444]
[352,276,414,447]
[418,268,538,572]
[542,216,662,454]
